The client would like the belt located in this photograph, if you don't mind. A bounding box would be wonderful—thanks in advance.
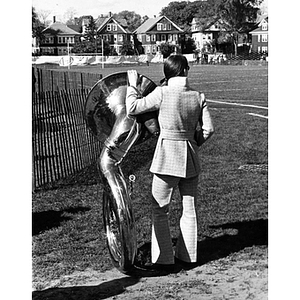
[160,129,194,140]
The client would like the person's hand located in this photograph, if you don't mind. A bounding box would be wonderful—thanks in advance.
[127,70,138,88]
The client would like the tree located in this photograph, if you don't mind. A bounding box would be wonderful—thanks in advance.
[160,43,175,58]
[120,40,135,55]
[38,9,52,26]
[194,0,262,55]
[160,1,212,31]
[216,0,262,55]
[113,11,143,32]
[83,16,98,43]
[132,33,144,55]
[72,17,105,54]
[72,39,111,55]
[64,7,77,25]
[181,36,197,54]
[160,1,194,31]
[32,7,45,44]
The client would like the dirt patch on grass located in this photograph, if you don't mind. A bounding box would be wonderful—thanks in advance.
[32,245,267,300]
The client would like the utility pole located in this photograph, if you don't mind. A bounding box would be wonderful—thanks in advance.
[67,38,70,69]
[102,37,104,69]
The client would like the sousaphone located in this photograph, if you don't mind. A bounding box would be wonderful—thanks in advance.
[84,72,159,274]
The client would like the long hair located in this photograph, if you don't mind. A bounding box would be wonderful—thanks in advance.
[163,55,189,81]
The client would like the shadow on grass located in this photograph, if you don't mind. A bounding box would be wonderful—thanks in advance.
[32,207,90,236]
[32,276,140,300]
[32,219,267,299]
[197,218,267,266]
[133,218,267,275]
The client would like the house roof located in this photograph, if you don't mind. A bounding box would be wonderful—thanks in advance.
[249,28,268,34]
[249,15,268,34]
[95,16,110,28]
[191,17,227,32]
[67,24,82,33]
[256,14,268,25]
[43,22,80,35]
[96,16,130,33]
[134,16,183,34]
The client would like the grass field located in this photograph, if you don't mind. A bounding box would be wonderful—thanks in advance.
[32,63,268,291]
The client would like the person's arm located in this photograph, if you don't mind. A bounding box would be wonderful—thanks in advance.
[195,93,214,146]
[126,70,162,117]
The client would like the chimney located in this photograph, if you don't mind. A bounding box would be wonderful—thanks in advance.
[109,11,112,17]
[53,16,56,23]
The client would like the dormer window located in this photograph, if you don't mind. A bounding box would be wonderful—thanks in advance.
[157,23,171,31]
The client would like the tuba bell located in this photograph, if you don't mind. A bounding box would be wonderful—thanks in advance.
[84,72,159,273]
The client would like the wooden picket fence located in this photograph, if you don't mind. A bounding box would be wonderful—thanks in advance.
[32,67,102,93]
[32,88,102,189]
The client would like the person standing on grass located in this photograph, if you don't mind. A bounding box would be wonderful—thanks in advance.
[126,54,214,270]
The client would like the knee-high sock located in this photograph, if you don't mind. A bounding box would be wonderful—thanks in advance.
[175,197,197,262]
[151,203,174,264]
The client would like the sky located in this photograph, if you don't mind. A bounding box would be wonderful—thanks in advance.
[32,0,268,23]
[31,0,179,22]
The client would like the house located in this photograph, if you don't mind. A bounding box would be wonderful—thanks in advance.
[40,17,81,55]
[133,16,184,55]
[191,18,223,52]
[249,15,268,53]
[40,22,81,56]
[96,14,131,55]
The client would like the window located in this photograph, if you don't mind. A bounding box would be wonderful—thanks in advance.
[262,34,268,42]
[114,34,117,42]
[66,37,74,44]
[257,34,260,42]
[152,45,156,53]
[151,34,156,42]
[161,34,166,41]
[113,24,117,31]
[157,23,162,30]
[146,45,151,53]
[262,46,268,52]
[168,34,172,42]
[262,22,268,31]
[118,35,123,42]
[146,35,151,42]
[45,37,54,44]
[107,24,111,31]
[173,34,178,42]
[167,23,171,30]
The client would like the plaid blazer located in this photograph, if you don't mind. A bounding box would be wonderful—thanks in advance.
[126,76,214,178]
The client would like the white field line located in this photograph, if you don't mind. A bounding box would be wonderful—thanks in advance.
[207,87,265,92]
[247,113,268,119]
[206,99,268,110]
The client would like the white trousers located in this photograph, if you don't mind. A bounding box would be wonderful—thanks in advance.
[151,174,198,264]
